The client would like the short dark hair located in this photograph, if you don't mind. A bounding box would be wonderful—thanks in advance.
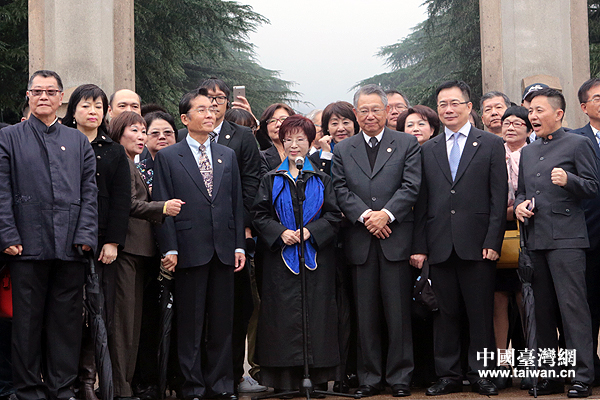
[108,89,142,108]
[141,103,167,116]
[321,101,359,136]
[501,106,532,132]
[384,89,410,108]
[108,111,146,143]
[435,80,471,102]
[63,84,109,134]
[396,105,440,137]
[578,78,600,104]
[28,70,63,91]
[480,91,511,110]
[224,108,257,131]
[278,114,316,144]
[144,111,178,141]
[199,77,230,99]
[179,87,210,115]
[469,109,484,129]
[256,103,296,150]
[529,88,566,117]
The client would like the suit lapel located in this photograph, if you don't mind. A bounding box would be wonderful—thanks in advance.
[349,134,372,178]
[177,141,211,201]
[371,128,395,178]
[432,134,453,184]
[217,121,233,147]
[211,145,225,198]
[453,127,481,185]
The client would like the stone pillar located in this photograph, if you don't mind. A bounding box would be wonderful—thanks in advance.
[480,0,589,129]
[28,0,135,104]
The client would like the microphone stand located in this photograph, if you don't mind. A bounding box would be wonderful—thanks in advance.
[253,162,358,400]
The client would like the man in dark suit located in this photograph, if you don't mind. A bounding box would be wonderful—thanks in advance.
[411,80,507,396]
[0,70,98,400]
[573,78,600,386]
[516,88,598,398]
[332,84,421,398]
[153,88,246,400]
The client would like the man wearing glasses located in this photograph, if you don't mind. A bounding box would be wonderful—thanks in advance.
[385,89,410,130]
[411,80,507,396]
[0,70,98,400]
[332,84,421,397]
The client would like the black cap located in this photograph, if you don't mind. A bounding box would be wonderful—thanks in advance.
[522,83,550,102]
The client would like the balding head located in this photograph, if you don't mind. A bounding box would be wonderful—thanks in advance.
[108,89,141,119]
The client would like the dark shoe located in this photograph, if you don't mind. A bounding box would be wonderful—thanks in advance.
[134,385,159,400]
[493,366,512,390]
[391,385,411,397]
[520,377,534,390]
[354,385,380,398]
[347,374,359,389]
[426,379,462,396]
[568,381,592,398]
[213,394,237,400]
[80,383,99,400]
[332,381,349,393]
[471,379,498,395]
[529,379,564,396]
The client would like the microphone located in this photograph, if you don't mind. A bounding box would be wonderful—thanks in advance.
[295,156,304,170]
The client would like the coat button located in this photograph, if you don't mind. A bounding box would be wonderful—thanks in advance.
[536,173,541,177]
[96,173,100,176]
[566,208,570,212]
[97,155,101,159]
[451,210,456,215]
[536,190,541,194]
[450,190,455,194]
[211,204,215,208]
[372,197,376,201]
[540,156,544,161]
[98,143,102,147]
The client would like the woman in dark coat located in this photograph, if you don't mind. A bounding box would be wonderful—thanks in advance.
[256,103,295,178]
[252,115,342,393]
[63,84,131,400]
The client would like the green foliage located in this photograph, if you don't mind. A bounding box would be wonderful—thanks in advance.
[357,0,483,110]
[135,0,299,121]
[0,0,28,124]
[589,1,600,76]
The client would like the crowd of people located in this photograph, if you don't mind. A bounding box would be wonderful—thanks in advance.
[0,69,599,400]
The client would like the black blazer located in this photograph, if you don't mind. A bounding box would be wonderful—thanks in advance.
[91,131,131,248]
[332,127,421,265]
[515,128,599,250]
[413,126,508,264]
[153,140,245,268]
[179,121,260,228]
[260,145,283,178]
[572,123,600,250]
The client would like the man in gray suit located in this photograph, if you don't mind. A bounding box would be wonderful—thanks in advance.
[332,84,421,398]
[515,88,598,398]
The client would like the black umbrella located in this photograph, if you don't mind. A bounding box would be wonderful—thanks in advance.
[157,263,175,399]
[517,220,537,397]
[80,248,114,400]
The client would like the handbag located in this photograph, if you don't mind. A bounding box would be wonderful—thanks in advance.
[412,259,439,320]
[497,228,520,269]
[0,265,12,319]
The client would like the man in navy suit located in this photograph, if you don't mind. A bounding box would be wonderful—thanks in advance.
[153,88,245,400]
[572,77,600,386]
[411,81,507,396]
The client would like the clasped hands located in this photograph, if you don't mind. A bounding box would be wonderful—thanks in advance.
[364,210,391,239]
[3,243,92,256]
[280,228,311,246]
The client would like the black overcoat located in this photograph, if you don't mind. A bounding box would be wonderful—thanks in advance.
[252,166,341,368]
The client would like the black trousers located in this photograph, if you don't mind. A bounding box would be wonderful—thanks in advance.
[429,251,496,384]
[351,238,413,389]
[585,246,600,382]
[175,254,234,398]
[530,249,594,384]
[232,261,253,385]
[10,259,85,400]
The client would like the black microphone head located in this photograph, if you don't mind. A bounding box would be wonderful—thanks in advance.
[295,156,304,169]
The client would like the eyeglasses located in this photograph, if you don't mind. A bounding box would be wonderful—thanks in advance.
[502,120,526,128]
[267,116,288,124]
[191,107,217,115]
[389,104,408,112]
[356,108,385,116]
[586,96,600,105]
[29,89,61,97]
[208,96,228,105]
[147,130,175,137]
[438,101,468,109]
[282,137,307,145]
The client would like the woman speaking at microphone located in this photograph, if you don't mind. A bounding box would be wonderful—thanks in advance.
[252,115,342,396]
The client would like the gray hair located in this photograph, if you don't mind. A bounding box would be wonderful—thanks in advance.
[305,109,323,122]
[384,89,411,108]
[28,70,63,91]
[353,84,388,108]
[479,91,511,110]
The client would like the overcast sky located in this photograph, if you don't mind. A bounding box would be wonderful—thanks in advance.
[245,0,428,114]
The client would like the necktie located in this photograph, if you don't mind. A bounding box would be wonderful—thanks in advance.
[198,144,213,196]
[449,132,461,181]
[595,130,600,146]
[369,137,378,148]
[209,131,217,143]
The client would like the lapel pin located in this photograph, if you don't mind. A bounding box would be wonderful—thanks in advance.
[225,134,231,140]
[61,146,66,151]
[548,134,553,140]
[217,159,222,163]
[473,142,478,147]
[387,147,392,152]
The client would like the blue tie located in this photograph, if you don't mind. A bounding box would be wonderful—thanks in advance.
[449,132,461,181]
